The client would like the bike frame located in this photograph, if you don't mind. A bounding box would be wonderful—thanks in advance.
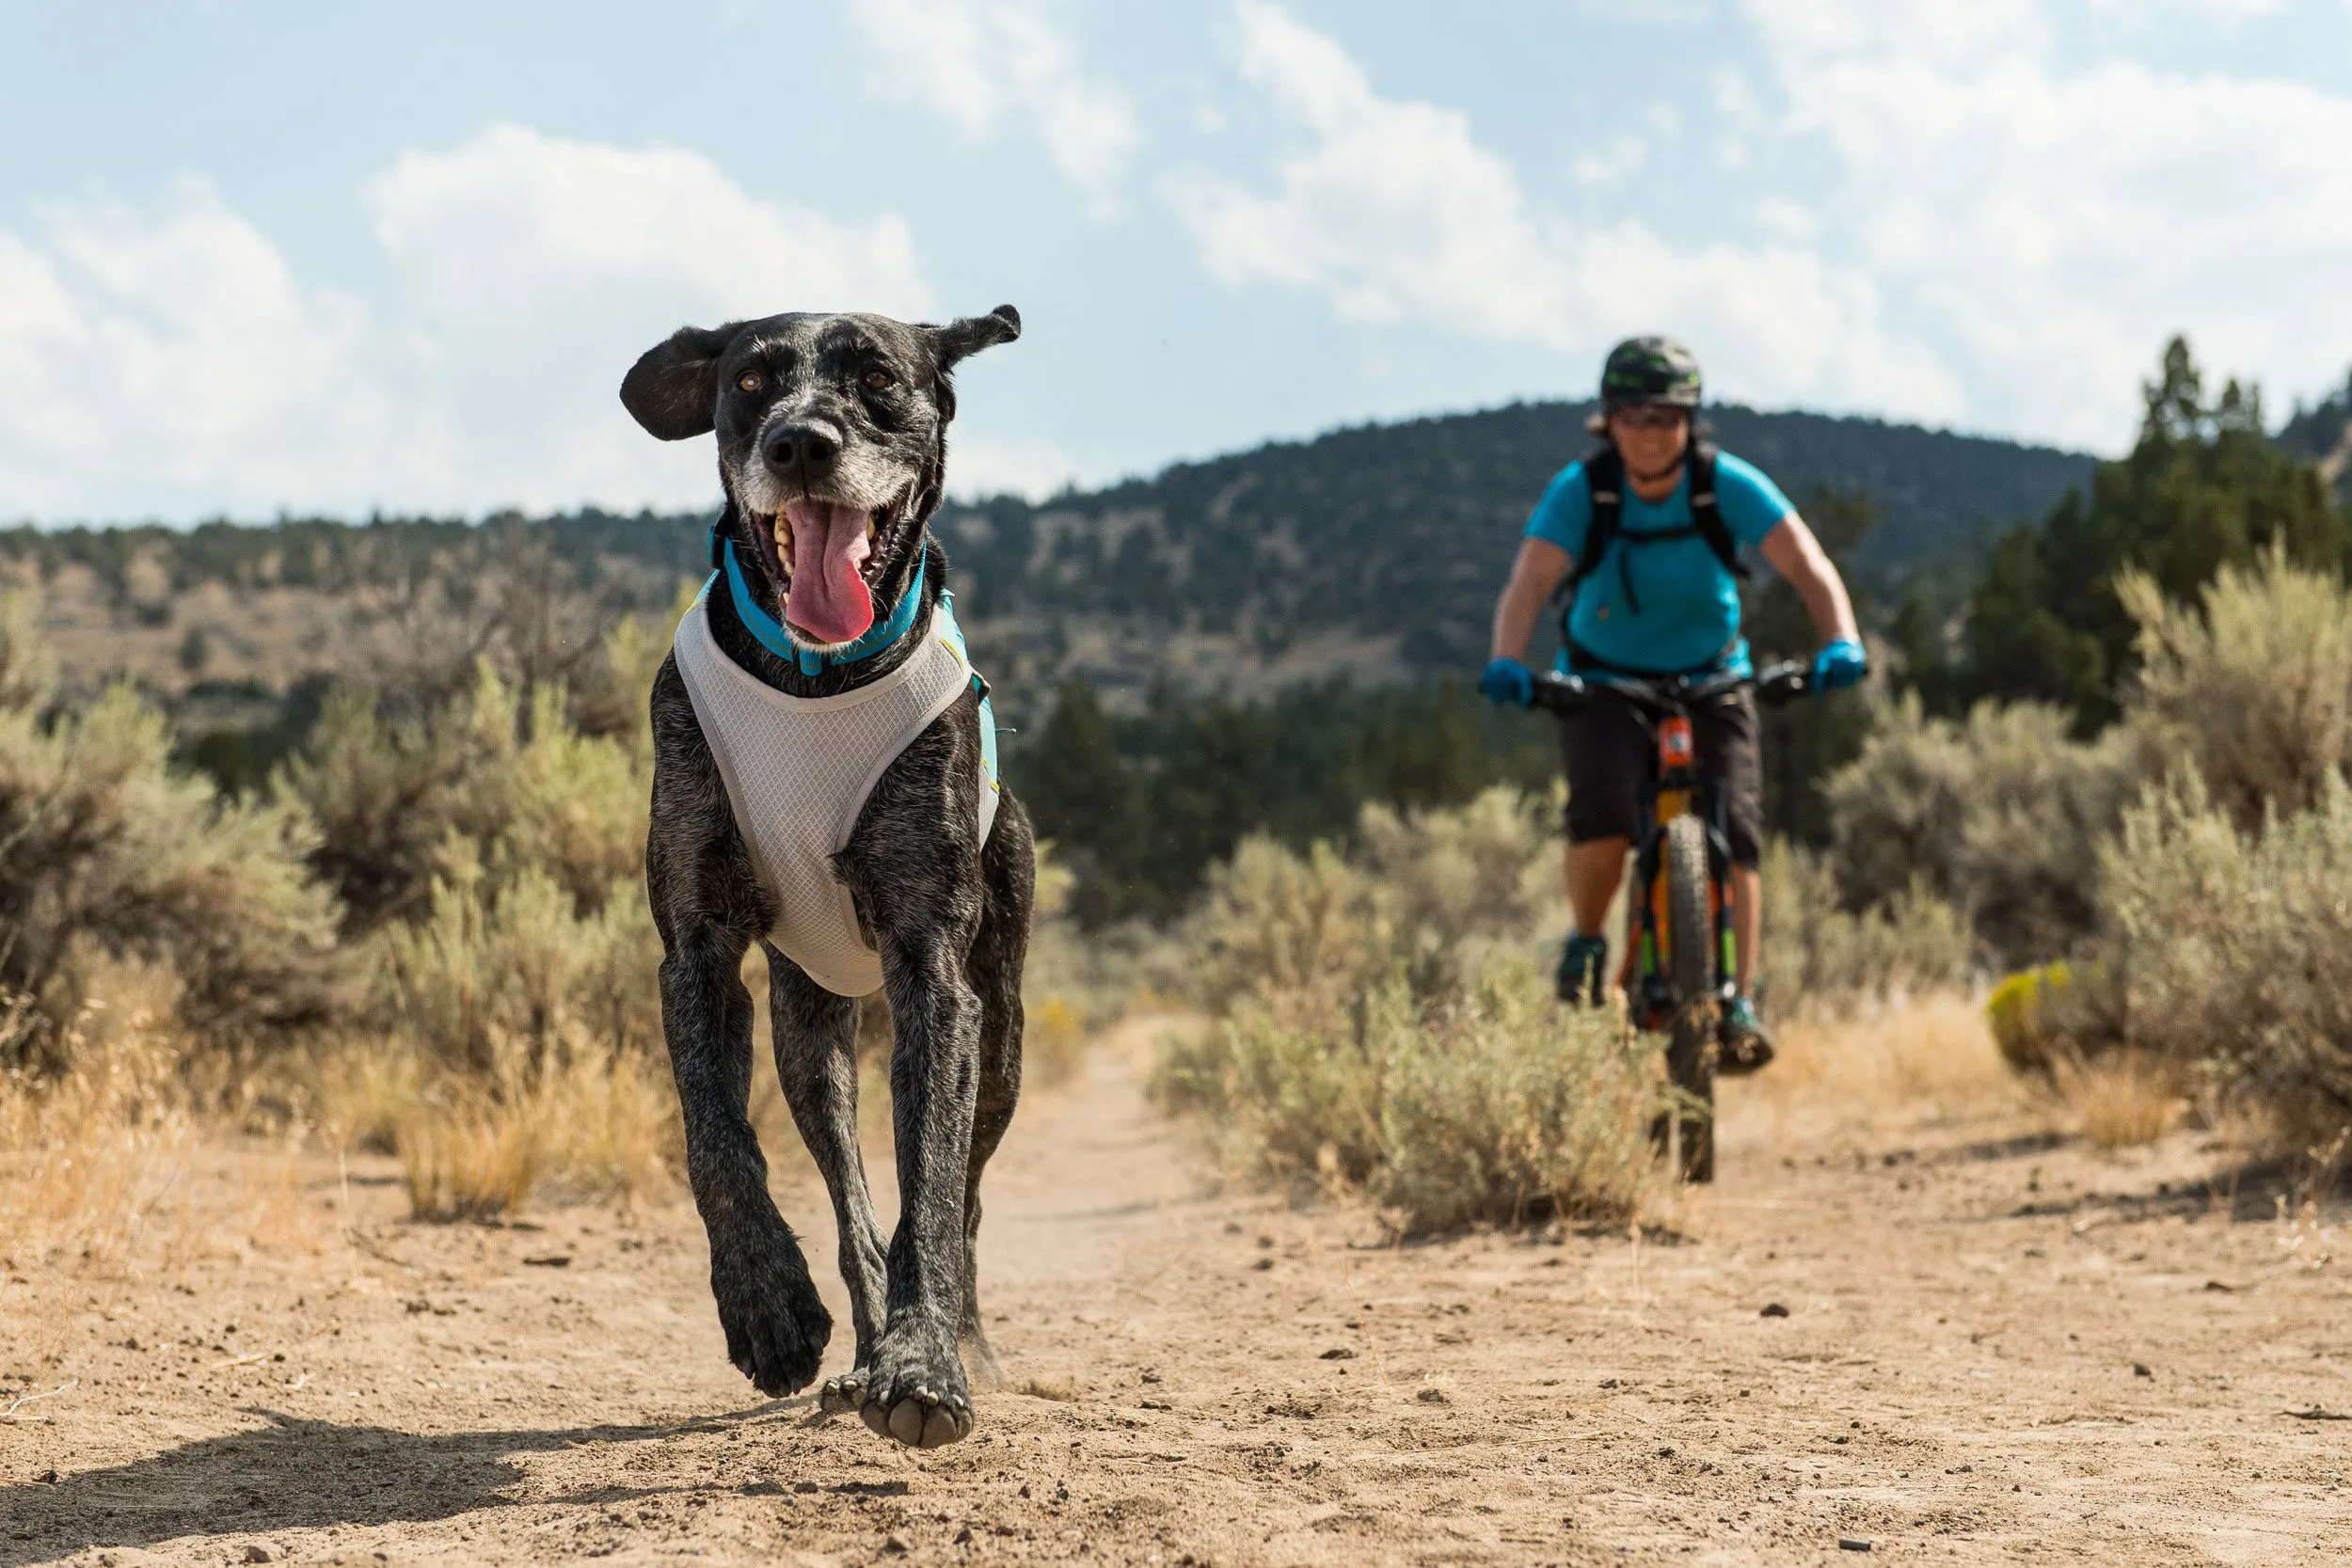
[1532,662,1808,1027]
[1621,701,1738,1030]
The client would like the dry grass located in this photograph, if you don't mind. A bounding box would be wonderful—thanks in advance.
[311,1039,426,1154]
[396,1044,677,1222]
[0,1011,193,1275]
[2051,1051,2183,1150]
[1721,992,2025,1148]
[400,1087,547,1223]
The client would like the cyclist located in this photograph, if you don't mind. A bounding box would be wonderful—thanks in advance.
[1479,337,1866,1069]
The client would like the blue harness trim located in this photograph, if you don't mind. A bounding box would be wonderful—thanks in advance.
[711,528,929,677]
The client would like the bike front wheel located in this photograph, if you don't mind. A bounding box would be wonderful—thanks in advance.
[1657,812,1719,1183]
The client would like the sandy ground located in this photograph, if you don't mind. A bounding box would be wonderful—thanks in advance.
[4,1021,2350,1567]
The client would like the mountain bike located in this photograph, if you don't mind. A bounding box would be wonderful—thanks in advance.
[1530,660,1812,1183]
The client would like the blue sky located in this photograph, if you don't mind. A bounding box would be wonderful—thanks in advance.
[4,0,2349,523]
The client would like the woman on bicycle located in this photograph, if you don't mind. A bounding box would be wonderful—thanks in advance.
[1479,337,1866,1069]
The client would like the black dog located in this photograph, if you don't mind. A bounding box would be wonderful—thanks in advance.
[620,306,1033,1449]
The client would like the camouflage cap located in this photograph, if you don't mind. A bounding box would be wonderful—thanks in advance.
[1599,337,1703,411]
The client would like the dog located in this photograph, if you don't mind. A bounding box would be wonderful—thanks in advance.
[619,305,1033,1449]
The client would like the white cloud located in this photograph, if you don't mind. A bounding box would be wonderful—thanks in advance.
[845,0,1140,208]
[1745,0,2352,446]
[1176,0,2352,451]
[0,181,384,519]
[0,126,938,521]
[1168,3,1963,423]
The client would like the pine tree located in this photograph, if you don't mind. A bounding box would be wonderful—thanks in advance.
[1962,337,2349,729]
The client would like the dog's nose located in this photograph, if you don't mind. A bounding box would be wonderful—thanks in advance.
[762,420,842,477]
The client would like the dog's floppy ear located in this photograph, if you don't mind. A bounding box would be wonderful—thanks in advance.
[931,305,1022,372]
[619,324,739,441]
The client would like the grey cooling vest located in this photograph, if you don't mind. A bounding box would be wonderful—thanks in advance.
[672,585,1001,997]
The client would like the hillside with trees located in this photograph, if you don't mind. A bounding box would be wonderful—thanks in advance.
[2,398,2092,725]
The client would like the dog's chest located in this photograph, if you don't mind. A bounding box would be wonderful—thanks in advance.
[672,591,999,996]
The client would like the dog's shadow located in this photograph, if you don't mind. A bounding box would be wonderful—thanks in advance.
[0,1402,800,1566]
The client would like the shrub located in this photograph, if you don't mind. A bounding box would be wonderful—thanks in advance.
[1741,993,2021,1135]
[1755,838,1971,1022]
[1372,959,1662,1233]
[276,687,456,935]
[378,851,662,1074]
[2096,769,2352,1141]
[1351,787,1564,998]
[1185,785,1563,1019]
[0,587,345,1067]
[1158,791,1662,1234]
[1012,839,1158,1081]
[1823,694,2141,971]
[281,609,669,937]
[1985,964,2064,1076]
[2123,544,2352,832]
[1175,958,1664,1235]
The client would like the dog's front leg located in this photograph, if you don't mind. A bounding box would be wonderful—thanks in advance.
[845,920,984,1449]
[648,658,832,1399]
[660,926,833,1396]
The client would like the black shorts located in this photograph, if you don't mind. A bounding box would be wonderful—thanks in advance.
[1557,688,1763,867]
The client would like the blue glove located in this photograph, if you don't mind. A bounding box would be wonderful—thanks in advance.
[1812,637,1867,692]
[1479,657,1534,707]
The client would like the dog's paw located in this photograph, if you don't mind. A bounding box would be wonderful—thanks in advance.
[858,1320,975,1449]
[818,1368,866,1416]
[709,1239,832,1398]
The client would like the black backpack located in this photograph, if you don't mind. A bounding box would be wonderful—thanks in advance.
[1561,438,1749,616]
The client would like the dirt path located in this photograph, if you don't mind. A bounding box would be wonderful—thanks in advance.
[5,1021,2350,1566]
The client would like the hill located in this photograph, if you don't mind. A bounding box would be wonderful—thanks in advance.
[1,400,2094,734]
[931,400,2094,708]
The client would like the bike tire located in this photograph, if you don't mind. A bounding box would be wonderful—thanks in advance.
[1659,813,1718,1184]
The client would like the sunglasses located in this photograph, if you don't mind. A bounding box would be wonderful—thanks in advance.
[1611,406,1688,431]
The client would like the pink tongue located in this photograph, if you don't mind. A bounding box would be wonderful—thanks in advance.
[782,500,875,643]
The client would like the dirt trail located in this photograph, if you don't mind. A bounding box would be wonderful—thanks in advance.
[5,1020,2351,1566]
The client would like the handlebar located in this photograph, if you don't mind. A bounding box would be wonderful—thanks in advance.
[1528,659,1812,716]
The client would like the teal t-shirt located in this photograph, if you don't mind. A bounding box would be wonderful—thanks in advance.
[1523,450,1795,675]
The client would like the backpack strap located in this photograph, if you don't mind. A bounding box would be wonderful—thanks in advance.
[1557,444,1623,602]
[1685,439,1752,583]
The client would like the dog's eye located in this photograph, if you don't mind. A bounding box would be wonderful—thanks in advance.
[736,371,764,394]
[862,368,893,392]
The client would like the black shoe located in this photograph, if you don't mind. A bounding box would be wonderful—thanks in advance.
[1716,995,1776,1076]
[1556,933,1609,1006]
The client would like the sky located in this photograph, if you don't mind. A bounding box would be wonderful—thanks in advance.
[3,0,2350,524]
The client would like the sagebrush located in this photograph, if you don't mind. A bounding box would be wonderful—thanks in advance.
[1163,958,1664,1235]
[1753,837,1971,1022]
[2096,768,2352,1141]
[2124,544,2352,832]
[0,586,344,1069]
[1157,790,1664,1232]
[1823,693,2140,973]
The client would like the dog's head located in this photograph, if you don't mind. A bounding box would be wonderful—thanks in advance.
[620,306,1020,650]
